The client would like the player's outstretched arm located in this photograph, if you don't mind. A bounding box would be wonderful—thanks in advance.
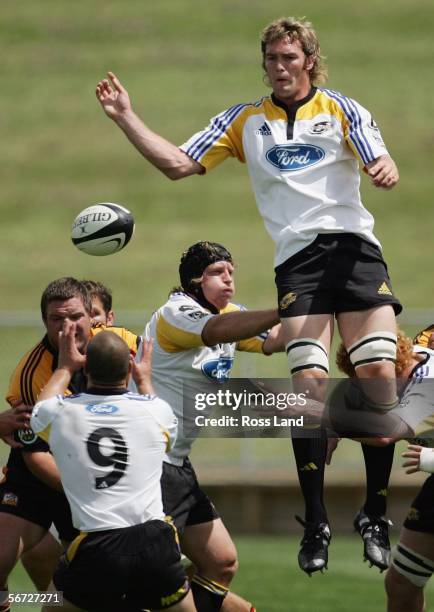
[95,72,203,180]
[364,154,399,190]
[201,309,280,347]
[131,339,155,396]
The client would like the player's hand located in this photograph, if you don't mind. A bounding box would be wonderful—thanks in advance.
[0,407,31,440]
[58,321,86,373]
[364,154,399,190]
[96,72,132,121]
[0,401,32,447]
[131,339,154,396]
[402,444,423,474]
[428,333,434,350]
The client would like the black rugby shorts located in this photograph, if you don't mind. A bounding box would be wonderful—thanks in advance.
[161,458,219,529]
[275,233,402,318]
[403,475,434,534]
[54,520,189,611]
[0,481,78,542]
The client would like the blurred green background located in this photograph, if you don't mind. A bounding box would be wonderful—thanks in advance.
[1,1,433,608]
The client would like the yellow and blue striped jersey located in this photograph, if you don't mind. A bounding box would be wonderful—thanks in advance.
[131,292,267,465]
[181,88,389,267]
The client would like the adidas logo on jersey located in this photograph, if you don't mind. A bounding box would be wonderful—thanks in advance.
[255,122,272,136]
[377,282,392,296]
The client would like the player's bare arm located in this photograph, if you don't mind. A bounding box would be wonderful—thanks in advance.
[23,451,63,491]
[96,72,203,180]
[201,309,280,347]
[131,338,155,396]
[262,323,285,355]
[365,154,399,190]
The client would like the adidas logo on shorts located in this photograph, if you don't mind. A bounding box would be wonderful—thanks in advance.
[255,122,272,136]
[300,462,318,471]
[377,282,392,295]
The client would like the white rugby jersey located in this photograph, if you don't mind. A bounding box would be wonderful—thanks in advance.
[131,292,267,465]
[181,88,389,267]
[390,346,434,439]
[31,391,177,532]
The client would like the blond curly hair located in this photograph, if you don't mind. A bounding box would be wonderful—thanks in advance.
[260,16,328,85]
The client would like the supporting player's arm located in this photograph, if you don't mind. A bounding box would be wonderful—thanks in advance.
[38,321,85,401]
[201,309,280,347]
[96,72,204,180]
[131,338,155,396]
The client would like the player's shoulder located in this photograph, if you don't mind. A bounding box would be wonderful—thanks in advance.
[7,336,54,405]
[91,323,140,352]
[124,392,176,422]
[214,96,271,121]
[32,395,64,429]
[160,292,210,321]
[11,336,52,373]
[317,87,370,117]
[220,302,246,314]
[413,324,434,348]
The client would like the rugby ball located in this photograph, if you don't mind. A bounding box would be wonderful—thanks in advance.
[71,203,135,256]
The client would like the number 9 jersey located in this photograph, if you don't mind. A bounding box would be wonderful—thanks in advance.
[31,390,177,532]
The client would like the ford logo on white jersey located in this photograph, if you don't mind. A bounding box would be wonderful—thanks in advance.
[201,358,234,382]
[266,144,325,171]
[85,404,119,415]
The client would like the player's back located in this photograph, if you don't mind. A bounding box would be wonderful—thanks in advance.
[31,391,177,532]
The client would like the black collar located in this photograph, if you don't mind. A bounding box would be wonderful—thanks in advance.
[271,86,317,114]
[86,387,128,396]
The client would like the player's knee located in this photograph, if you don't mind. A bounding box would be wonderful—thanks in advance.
[386,542,433,610]
[285,338,329,377]
[385,566,423,611]
[216,551,239,583]
[348,332,397,373]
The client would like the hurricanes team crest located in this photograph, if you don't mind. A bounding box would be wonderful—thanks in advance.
[279,292,297,310]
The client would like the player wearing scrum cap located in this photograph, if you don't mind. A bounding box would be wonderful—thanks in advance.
[97,15,401,575]
[131,241,283,612]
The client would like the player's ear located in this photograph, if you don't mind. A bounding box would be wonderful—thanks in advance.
[106,310,115,326]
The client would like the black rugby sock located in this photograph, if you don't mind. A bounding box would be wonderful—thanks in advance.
[292,434,328,524]
[362,442,395,517]
[191,574,228,611]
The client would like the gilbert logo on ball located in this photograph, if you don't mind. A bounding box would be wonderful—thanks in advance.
[71,203,135,256]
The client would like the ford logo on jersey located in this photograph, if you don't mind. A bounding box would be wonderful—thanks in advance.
[266,144,325,171]
[85,404,119,415]
[201,358,234,382]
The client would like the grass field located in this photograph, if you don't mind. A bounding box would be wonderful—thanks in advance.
[8,535,434,611]
[1,2,434,610]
